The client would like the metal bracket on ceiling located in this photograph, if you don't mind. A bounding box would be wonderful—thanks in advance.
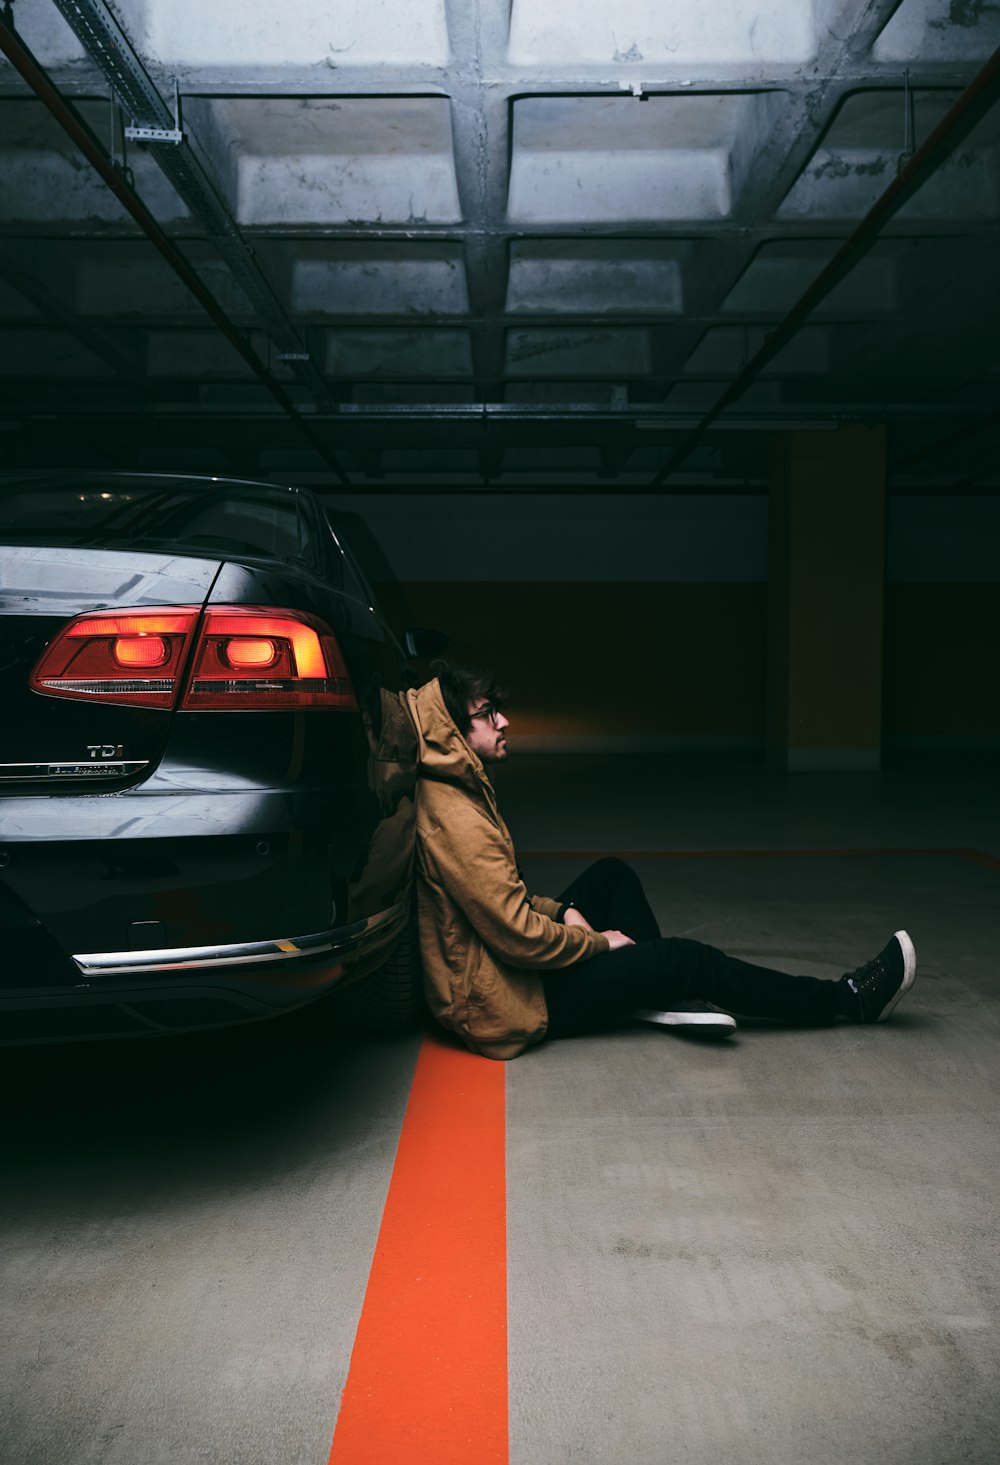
[125,76,182,144]
[108,85,120,166]
[897,69,914,177]
[125,123,181,143]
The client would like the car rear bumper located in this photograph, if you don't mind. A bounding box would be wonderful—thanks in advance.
[0,903,406,1043]
[72,916,375,978]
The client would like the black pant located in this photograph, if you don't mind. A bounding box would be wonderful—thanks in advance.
[541,858,841,1039]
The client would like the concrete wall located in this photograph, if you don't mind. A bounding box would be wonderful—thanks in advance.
[884,497,1000,754]
[331,491,1000,754]
[766,425,887,772]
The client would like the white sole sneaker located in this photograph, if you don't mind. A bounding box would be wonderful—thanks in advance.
[880,929,916,1021]
[844,929,917,1022]
[634,1005,737,1036]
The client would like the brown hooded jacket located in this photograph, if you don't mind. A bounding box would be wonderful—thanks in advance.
[407,678,609,1059]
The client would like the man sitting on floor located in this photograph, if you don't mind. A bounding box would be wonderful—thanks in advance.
[406,663,916,1061]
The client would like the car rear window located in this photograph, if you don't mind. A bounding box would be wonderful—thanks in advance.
[0,484,317,568]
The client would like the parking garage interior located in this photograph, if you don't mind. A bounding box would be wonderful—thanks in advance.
[2,1,999,1462]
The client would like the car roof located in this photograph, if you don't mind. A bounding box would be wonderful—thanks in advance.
[1,471,304,498]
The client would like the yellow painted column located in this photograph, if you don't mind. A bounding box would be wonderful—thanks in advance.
[767,425,887,771]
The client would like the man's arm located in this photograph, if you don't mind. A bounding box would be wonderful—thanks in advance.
[526,893,593,930]
[422,806,610,969]
[562,906,594,931]
[526,893,562,921]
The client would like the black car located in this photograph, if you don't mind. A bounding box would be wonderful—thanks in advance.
[0,473,437,1043]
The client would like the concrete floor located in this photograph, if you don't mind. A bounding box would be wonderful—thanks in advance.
[2,756,999,1464]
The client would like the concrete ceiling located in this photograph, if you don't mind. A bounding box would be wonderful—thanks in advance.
[1,0,999,491]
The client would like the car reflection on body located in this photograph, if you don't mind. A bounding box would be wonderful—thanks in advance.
[0,473,439,1043]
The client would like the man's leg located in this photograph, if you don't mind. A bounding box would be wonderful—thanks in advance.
[543,935,856,1040]
[556,859,736,1033]
[557,857,661,941]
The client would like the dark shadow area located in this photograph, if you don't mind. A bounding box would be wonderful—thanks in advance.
[0,1014,424,1223]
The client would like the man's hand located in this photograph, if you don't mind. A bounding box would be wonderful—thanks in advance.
[601,929,635,950]
[564,906,594,932]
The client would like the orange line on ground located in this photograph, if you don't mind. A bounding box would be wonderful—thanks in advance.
[519,847,991,862]
[328,1028,508,1465]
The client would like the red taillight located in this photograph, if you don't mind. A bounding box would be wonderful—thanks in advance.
[222,638,277,669]
[114,635,169,668]
[30,608,200,708]
[181,608,357,711]
[30,606,358,712]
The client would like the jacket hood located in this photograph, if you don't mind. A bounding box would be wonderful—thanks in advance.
[406,677,491,800]
[366,687,418,814]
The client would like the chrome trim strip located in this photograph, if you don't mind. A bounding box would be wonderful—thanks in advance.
[38,680,173,694]
[0,760,149,781]
[72,906,402,978]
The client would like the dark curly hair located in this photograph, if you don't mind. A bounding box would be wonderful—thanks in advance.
[430,660,508,736]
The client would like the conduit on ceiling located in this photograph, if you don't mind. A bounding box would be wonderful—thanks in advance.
[649,42,1000,488]
[0,11,352,488]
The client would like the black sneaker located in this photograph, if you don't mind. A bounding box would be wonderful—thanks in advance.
[842,931,916,1022]
[634,1000,737,1037]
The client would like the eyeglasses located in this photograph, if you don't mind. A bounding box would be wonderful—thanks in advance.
[469,702,502,727]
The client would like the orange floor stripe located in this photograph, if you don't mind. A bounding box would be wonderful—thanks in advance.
[520,846,980,861]
[328,1028,508,1465]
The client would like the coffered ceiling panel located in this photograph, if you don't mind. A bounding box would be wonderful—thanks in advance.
[0,0,997,489]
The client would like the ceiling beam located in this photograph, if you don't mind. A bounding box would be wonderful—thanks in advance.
[444,0,512,403]
[0,10,352,484]
[648,40,1000,486]
[0,245,142,376]
[49,0,335,412]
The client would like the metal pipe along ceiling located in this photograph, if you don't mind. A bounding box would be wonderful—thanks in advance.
[50,0,334,413]
[648,43,1000,488]
[0,13,352,488]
